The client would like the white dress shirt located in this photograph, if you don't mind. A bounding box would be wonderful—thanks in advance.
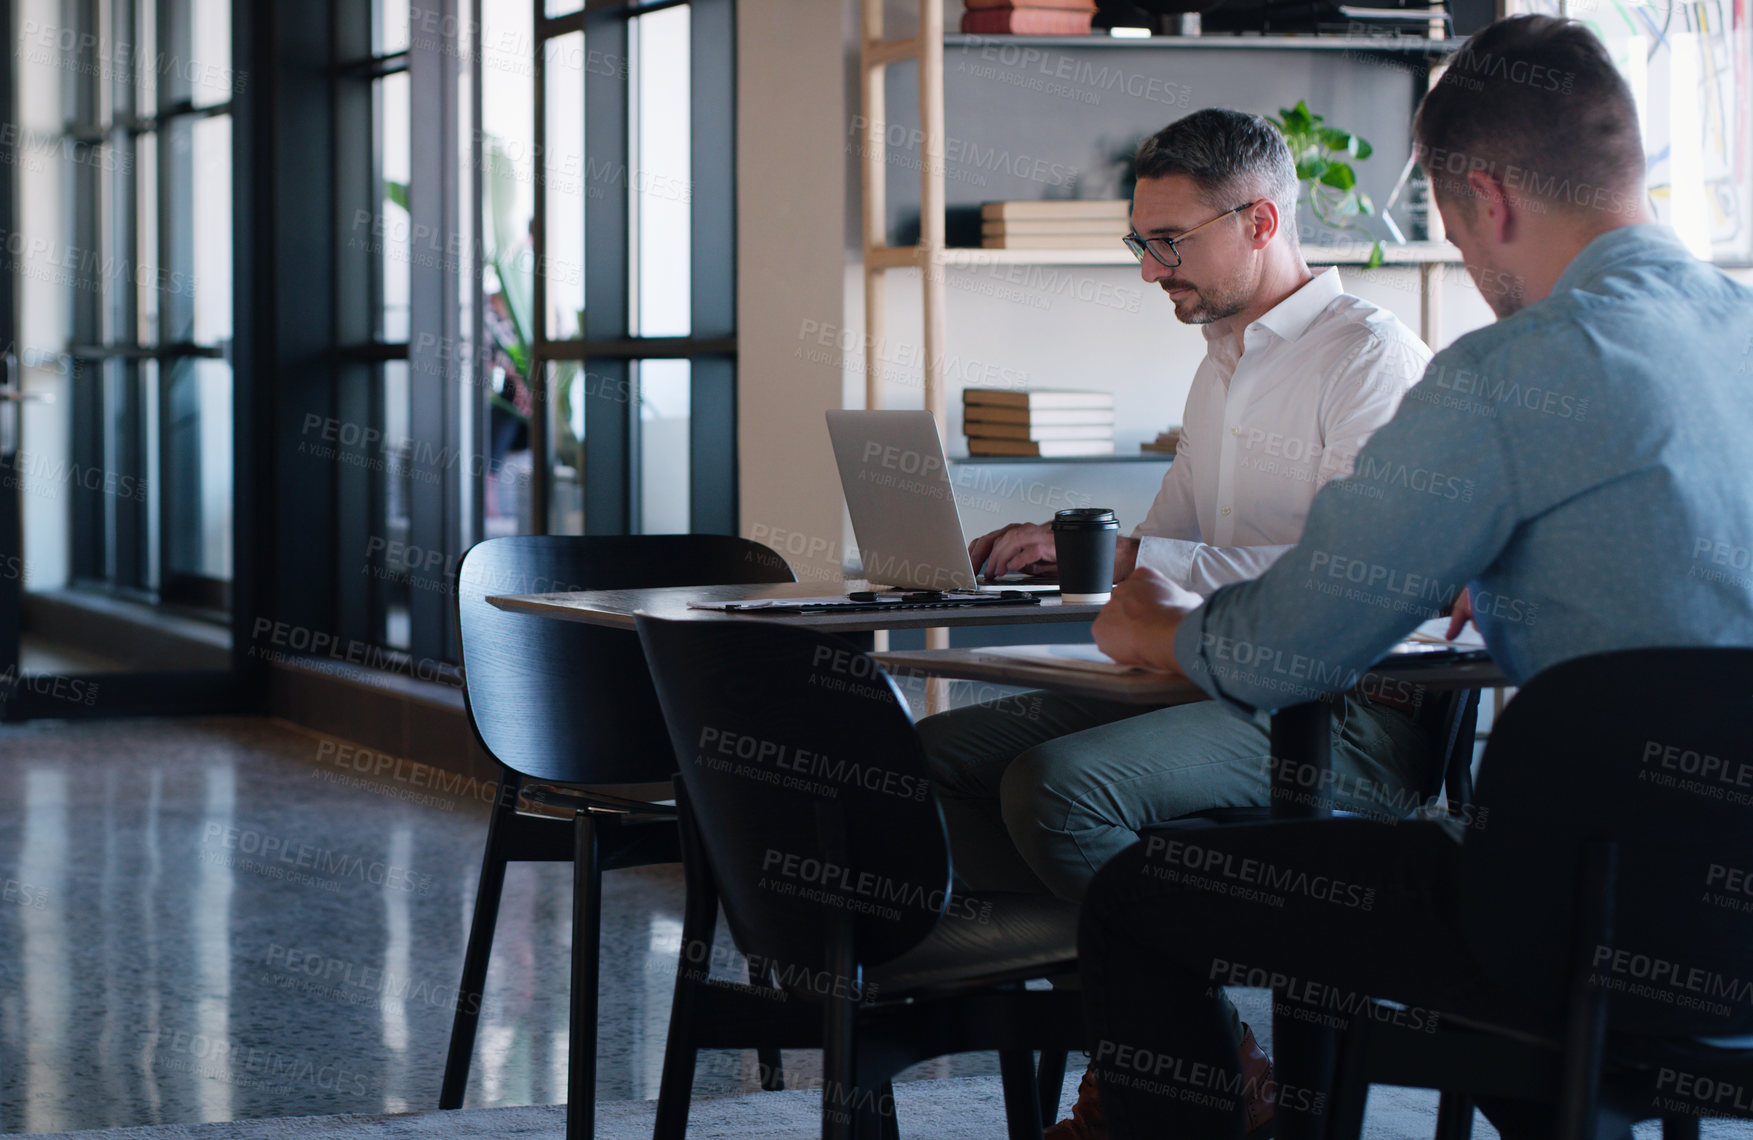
[1134,267,1431,594]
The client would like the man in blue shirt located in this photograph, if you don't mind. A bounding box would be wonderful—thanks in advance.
[1072,14,1753,1140]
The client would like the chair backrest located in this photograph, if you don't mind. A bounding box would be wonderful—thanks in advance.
[635,613,952,977]
[455,535,794,784]
[1459,648,1753,1035]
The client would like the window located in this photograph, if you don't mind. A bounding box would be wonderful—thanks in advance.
[13,0,236,614]
[321,0,736,668]
[334,1,418,650]
[484,0,736,545]
[1510,0,1753,262]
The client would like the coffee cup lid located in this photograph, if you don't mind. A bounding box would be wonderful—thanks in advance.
[1053,507,1118,529]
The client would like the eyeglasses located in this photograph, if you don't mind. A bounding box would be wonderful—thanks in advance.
[1123,201,1257,268]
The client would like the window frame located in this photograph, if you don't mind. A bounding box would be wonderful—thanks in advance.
[58,0,237,613]
[534,0,738,537]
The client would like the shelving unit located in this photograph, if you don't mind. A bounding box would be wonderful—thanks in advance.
[930,240,1459,268]
[858,0,949,424]
[855,6,1458,687]
[952,453,1172,464]
[858,6,1460,420]
[941,32,1465,52]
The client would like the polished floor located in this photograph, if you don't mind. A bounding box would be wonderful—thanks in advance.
[0,716,996,1134]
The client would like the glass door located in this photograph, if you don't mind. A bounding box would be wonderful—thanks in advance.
[0,0,241,718]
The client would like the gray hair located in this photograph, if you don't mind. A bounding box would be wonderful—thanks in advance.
[1134,109,1299,242]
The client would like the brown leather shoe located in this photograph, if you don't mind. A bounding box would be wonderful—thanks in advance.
[1043,1061,1105,1140]
[1240,1023,1276,1138]
[1043,1025,1275,1140]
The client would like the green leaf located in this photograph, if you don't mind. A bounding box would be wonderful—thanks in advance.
[1366,241,1385,269]
[1279,101,1314,131]
[1353,137,1373,160]
[1317,127,1353,153]
[385,180,410,213]
[1319,164,1356,191]
[482,133,535,353]
[1296,157,1330,182]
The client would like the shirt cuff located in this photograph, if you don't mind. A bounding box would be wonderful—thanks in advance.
[1136,535,1200,587]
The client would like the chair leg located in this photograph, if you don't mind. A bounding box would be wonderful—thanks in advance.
[651,958,703,1140]
[1661,1115,1700,1140]
[440,774,520,1109]
[848,1068,895,1140]
[999,1049,1044,1140]
[822,992,858,1140]
[746,954,785,1090]
[1557,843,1617,1140]
[567,810,603,1140]
[1036,1050,1069,1128]
[654,796,721,1140]
[756,1048,785,1091]
[1435,1093,1475,1140]
[1320,1021,1370,1140]
[878,1082,900,1140]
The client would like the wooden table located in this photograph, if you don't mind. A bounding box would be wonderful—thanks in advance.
[487,579,1106,633]
[874,645,1506,816]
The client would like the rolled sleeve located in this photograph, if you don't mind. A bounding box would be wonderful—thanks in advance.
[1139,537,1293,594]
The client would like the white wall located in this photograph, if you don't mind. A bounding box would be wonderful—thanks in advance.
[735,0,857,583]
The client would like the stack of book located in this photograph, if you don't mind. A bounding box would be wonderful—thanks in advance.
[964,389,1115,457]
[980,199,1130,250]
[961,0,1097,36]
[1140,427,1180,455]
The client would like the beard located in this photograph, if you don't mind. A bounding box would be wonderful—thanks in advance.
[1160,272,1250,325]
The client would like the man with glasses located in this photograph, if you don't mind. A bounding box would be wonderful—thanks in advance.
[917,107,1434,1140]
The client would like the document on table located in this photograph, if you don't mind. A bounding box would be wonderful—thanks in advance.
[972,618,1488,679]
[1401,617,1489,651]
[687,596,856,611]
[972,644,1150,675]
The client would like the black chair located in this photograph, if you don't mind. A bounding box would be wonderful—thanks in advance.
[636,613,1088,1140]
[1028,684,1485,1119]
[439,535,795,1140]
[1318,648,1753,1140]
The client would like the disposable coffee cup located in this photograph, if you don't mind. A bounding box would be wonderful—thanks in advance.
[1053,508,1120,604]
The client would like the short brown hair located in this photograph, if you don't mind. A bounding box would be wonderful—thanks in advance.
[1135,109,1299,234]
[1414,16,1645,216]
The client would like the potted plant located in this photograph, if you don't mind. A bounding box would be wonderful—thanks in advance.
[1268,100,1384,267]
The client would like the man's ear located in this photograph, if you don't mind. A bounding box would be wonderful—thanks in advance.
[1246,199,1280,249]
[1465,170,1514,244]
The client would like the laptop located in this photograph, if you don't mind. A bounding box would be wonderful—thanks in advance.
[825,410,1059,593]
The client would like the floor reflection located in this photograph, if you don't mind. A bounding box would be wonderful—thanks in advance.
[0,716,998,1132]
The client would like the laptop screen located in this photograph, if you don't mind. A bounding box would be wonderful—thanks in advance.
[825,410,981,590]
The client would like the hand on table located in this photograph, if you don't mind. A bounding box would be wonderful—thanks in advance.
[1446,587,1474,641]
[1092,566,1204,673]
[969,525,1142,582]
[969,522,1057,578]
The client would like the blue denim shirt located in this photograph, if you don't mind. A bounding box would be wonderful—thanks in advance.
[1175,224,1753,712]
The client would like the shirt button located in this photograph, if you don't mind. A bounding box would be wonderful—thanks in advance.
[1221,506,1232,516]
[1230,425,1240,435]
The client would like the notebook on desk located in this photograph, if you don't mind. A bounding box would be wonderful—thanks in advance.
[825,409,1060,594]
[980,621,1492,677]
[688,590,1044,616]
